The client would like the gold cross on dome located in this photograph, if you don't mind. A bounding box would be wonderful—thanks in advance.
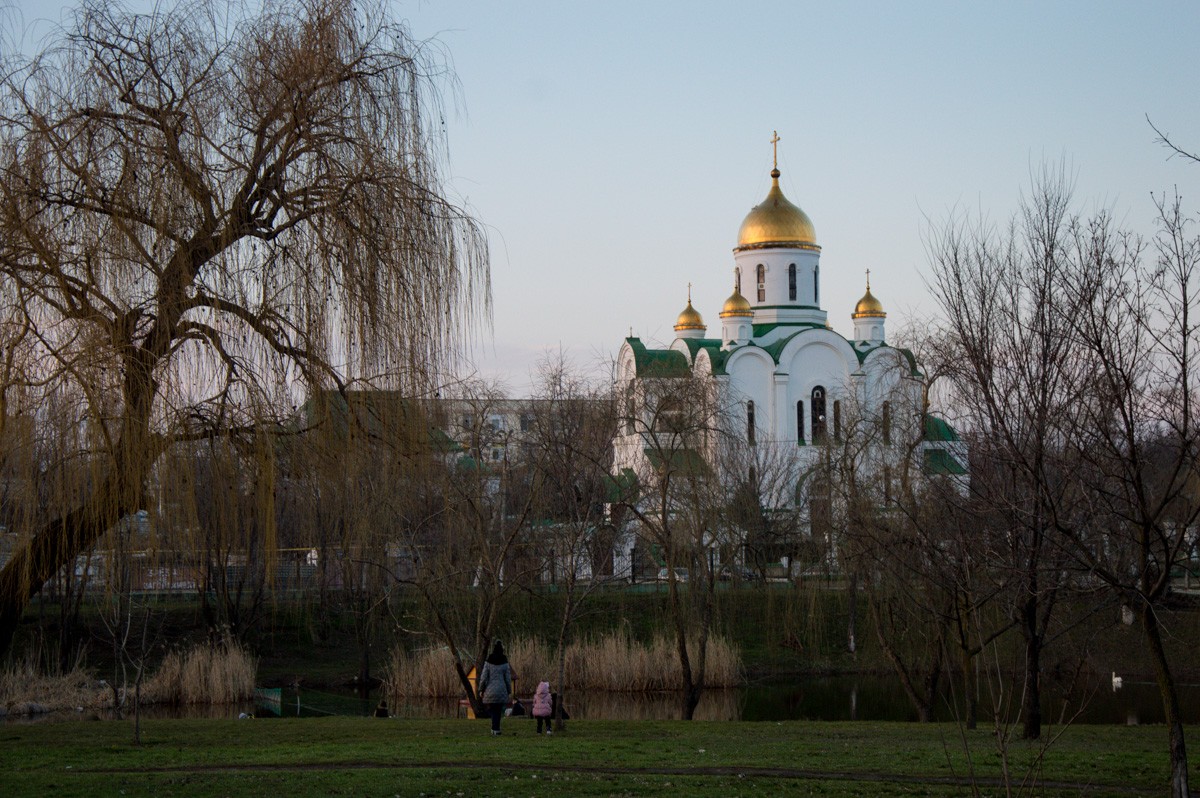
[770,131,781,169]
[687,282,692,303]
[866,268,871,290]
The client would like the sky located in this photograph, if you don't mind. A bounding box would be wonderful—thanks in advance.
[13,1,1200,395]
[396,1,1200,394]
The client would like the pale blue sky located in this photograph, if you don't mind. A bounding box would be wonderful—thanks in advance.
[400,1,1200,393]
[14,1,1200,394]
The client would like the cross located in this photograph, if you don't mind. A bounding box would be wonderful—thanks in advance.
[866,268,871,290]
[687,282,692,303]
[770,130,781,169]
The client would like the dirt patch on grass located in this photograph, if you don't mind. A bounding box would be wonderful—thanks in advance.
[81,759,1154,795]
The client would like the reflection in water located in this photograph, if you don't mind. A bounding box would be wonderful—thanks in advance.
[8,676,1199,725]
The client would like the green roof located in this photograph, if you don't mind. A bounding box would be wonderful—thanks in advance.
[681,338,729,375]
[604,468,639,502]
[923,415,960,442]
[751,321,827,338]
[644,447,709,476]
[626,338,691,378]
[896,347,924,377]
[924,448,967,475]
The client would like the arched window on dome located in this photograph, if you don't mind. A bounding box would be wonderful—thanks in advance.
[756,264,765,302]
[814,264,820,305]
[788,263,796,301]
[796,400,805,445]
[747,400,756,446]
[811,386,827,445]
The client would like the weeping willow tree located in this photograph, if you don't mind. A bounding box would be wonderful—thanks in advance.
[0,0,489,657]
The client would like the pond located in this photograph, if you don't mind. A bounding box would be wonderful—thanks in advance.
[250,675,1200,725]
[11,675,1199,725]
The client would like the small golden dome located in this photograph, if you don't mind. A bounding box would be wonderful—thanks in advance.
[737,169,818,250]
[853,284,886,319]
[720,286,753,318]
[674,299,706,331]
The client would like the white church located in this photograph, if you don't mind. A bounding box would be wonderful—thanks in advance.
[612,137,966,577]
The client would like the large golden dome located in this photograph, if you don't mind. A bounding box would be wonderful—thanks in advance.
[719,286,753,318]
[737,168,818,250]
[853,284,886,319]
[674,299,706,331]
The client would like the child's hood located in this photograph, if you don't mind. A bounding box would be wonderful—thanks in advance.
[535,681,551,696]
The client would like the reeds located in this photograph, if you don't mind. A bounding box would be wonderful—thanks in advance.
[386,645,463,699]
[143,641,257,705]
[385,631,742,701]
[0,660,108,715]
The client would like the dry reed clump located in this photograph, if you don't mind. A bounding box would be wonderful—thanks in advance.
[384,633,741,701]
[143,641,257,705]
[0,661,110,715]
[385,646,461,700]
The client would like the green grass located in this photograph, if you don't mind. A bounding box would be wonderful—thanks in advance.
[0,716,1190,797]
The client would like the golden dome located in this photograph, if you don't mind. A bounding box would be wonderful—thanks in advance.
[737,168,818,250]
[674,299,706,331]
[720,285,753,318]
[853,281,886,319]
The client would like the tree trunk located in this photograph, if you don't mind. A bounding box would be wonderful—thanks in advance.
[962,643,977,730]
[554,588,575,731]
[1141,602,1190,798]
[846,571,858,655]
[1020,596,1042,740]
[358,643,371,697]
[0,501,126,657]
[0,339,157,658]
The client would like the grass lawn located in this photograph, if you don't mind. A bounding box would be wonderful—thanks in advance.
[0,716,1189,797]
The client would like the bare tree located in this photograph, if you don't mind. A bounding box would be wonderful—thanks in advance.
[926,167,1089,739]
[0,0,488,656]
[612,373,733,720]
[1054,193,1199,798]
[393,380,540,715]
[524,354,618,729]
[928,162,1200,795]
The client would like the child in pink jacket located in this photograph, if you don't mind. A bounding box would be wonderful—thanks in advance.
[532,681,553,734]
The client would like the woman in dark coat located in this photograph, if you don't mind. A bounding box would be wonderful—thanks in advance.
[477,641,513,736]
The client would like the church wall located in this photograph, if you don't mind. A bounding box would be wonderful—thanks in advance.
[781,341,853,444]
[723,348,773,446]
[734,249,820,307]
[734,248,825,326]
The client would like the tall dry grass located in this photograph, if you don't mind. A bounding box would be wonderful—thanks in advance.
[1,641,256,714]
[385,632,741,703]
[0,661,109,715]
[143,641,257,705]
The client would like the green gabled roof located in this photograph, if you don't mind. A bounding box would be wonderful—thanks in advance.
[682,338,729,375]
[644,447,709,476]
[924,448,967,475]
[758,331,802,364]
[604,467,639,502]
[751,321,828,338]
[429,427,463,453]
[626,337,691,378]
[747,325,871,366]
[895,347,924,377]
[923,415,960,442]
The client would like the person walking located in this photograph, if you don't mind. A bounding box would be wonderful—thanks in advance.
[477,641,513,736]
[532,680,553,735]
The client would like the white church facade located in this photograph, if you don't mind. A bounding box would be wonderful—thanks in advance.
[611,139,966,578]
